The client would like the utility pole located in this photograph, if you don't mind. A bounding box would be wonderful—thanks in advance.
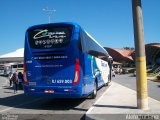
[43,7,56,23]
[132,0,149,110]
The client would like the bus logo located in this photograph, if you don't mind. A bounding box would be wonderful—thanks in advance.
[33,29,66,40]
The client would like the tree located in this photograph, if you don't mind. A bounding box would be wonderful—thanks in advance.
[123,47,135,50]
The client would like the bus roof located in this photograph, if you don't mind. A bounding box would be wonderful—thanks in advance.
[26,22,80,31]
[85,30,109,56]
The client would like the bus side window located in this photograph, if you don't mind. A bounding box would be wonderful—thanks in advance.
[78,35,82,51]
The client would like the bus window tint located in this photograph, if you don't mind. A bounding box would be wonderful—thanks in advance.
[28,26,73,49]
[80,29,109,61]
[18,64,23,68]
[12,65,17,68]
[78,35,82,51]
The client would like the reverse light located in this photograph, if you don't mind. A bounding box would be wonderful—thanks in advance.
[73,58,80,85]
[28,88,35,91]
[44,90,54,93]
[64,89,73,92]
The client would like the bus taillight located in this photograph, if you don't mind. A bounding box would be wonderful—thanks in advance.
[23,63,29,85]
[73,58,80,86]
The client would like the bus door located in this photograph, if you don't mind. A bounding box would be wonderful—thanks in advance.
[83,54,95,94]
[100,60,109,84]
[94,58,106,86]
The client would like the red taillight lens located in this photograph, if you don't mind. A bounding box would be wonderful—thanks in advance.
[23,63,29,85]
[73,58,80,86]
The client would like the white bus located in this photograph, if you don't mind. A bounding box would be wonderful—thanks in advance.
[0,63,23,76]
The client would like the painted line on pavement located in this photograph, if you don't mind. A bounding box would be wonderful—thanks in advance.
[148,97,160,103]
[0,97,42,113]
[86,83,113,114]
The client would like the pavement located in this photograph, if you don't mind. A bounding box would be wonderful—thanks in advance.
[85,82,160,120]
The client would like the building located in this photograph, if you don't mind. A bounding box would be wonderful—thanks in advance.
[104,47,134,65]
[145,43,160,65]
[105,43,160,66]
[0,48,24,64]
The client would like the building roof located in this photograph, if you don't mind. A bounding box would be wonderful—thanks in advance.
[104,47,134,63]
[0,48,24,62]
[0,48,24,58]
[145,43,160,64]
[105,43,160,65]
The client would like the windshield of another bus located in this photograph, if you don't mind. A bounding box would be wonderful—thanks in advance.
[12,65,17,68]
[28,26,73,49]
[18,64,23,68]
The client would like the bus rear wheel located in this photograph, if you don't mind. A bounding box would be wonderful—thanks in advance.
[91,80,97,99]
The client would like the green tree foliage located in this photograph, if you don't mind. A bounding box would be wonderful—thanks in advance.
[123,47,135,50]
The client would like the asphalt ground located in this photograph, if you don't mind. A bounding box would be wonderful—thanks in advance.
[0,76,110,120]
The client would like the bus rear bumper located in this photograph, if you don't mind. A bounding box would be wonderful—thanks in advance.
[23,85,83,98]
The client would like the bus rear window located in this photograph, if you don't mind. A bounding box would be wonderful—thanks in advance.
[28,26,73,49]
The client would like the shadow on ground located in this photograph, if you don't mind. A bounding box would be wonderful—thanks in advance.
[94,104,137,109]
[0,86,87,112]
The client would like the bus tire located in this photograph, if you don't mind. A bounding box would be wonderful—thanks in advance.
[91,80,97,99]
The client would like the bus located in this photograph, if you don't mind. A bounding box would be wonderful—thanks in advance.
[0,63,11,76]
[11,63,24,74]
[23,22,112,98]
[0,63,23,76]
[0,65,5,75]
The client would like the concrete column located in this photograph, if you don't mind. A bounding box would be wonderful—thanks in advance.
[132,0,149,110]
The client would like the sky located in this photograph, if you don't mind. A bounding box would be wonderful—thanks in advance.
[0,0,160,55]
